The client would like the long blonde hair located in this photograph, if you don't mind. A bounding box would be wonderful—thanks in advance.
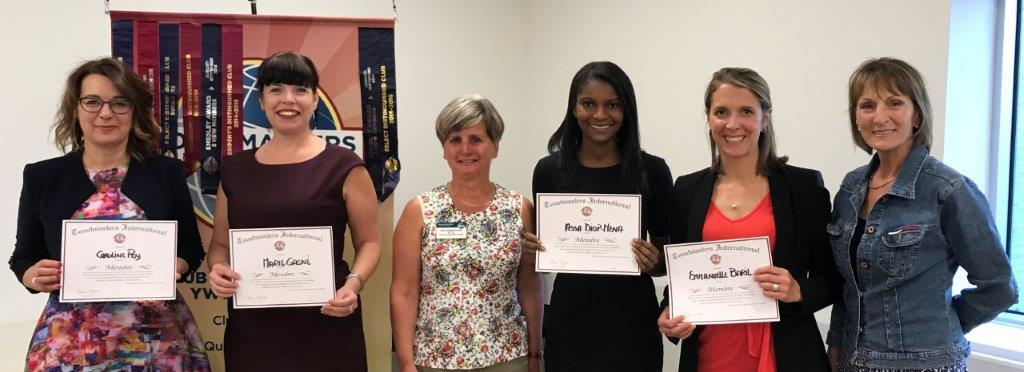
[703,67,788,175]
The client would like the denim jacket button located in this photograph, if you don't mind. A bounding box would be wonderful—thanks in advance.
[859,260,870,269]
[866,225,876,234]
[856,355,867,364]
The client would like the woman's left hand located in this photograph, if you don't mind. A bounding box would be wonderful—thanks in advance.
[322,287,359,317]
[632,239,659,273]
[753,265,802,303]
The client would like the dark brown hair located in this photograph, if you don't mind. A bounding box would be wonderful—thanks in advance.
[53,57,158,161]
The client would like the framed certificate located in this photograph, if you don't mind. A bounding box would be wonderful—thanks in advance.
[230,226,336,309]
[665,237,780,325]
[60,220,178,302]
[535,193,641,275]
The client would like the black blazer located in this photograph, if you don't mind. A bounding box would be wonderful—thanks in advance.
[8,152,205,293]
[662,165,840,372]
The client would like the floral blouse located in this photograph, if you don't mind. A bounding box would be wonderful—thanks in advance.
[414,183,528,369]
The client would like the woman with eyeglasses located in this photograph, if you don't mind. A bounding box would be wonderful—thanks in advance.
[8,57,210,370]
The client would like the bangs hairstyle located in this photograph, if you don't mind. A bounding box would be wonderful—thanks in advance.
[847,57,932,154]
[704,67,787,176]
[53,57,158,161]
[256,52,319,92]
[547,61,645,193]
[435,94,504,143]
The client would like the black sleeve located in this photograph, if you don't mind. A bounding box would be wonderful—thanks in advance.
[531,156,558,224]
[9,164,47,293]
[660,174,694,310]
[645,157,673,239]
[785,170,841,317]
[166,159,205,276]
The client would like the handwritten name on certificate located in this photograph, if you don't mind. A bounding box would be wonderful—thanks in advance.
[535,193,641,275]
[665,237,779,325]
[230,227,336,309]
[60,220,178,302]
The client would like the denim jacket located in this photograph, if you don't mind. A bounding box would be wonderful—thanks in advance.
[825,145,1018,369]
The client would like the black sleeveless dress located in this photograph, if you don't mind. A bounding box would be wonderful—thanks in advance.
[532,153,672,372]
[220,145,367,371]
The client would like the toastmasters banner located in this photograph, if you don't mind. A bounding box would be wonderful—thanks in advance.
[109,11,398,371]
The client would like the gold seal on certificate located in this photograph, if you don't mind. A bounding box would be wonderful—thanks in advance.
[60,220,178,303]
[230,226,336,309]
[665,237,779,325]
[535,193,641,275]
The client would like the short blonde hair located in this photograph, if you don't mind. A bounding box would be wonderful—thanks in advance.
[435,94,504,143]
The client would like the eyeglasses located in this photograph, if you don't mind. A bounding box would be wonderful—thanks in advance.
[78,97,132,114]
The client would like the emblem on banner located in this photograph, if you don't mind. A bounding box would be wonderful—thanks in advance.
[710,254,722,265]
[385,157,400,172]
[113,233,126,244]
[202,158,219,174]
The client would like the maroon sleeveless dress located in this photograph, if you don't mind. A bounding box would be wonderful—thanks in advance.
[220,145,368,371]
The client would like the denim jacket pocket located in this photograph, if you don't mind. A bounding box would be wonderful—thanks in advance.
[878,225,930,277]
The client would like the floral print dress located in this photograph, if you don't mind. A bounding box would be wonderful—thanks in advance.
[414,183,528,369]
[25,167,210,372]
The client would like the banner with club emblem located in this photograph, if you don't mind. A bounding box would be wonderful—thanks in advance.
[109,11,398,371]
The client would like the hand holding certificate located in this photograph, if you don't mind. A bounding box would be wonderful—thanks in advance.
[60,220,178,302]
[230,226,336,309]
[535,193,641,275]
[664,237,780,325]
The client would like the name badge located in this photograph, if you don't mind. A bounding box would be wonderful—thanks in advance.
[436,221,468,239]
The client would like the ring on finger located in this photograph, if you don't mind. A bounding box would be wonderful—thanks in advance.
[771,283,780,292]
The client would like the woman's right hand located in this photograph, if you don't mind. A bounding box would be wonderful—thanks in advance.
[22,259,61,292]
[209,263,240,298]
[658,307,695,339]
[521,232,545,257]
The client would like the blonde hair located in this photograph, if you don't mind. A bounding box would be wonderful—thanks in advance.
[703,67,787,175]
[435,94,505,143]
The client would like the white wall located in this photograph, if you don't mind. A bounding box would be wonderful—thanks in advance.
[0,0,535,321]
[524,0,950,194]
[524,1,952,370]
[0,1,533,369]
[4,1,1020,371]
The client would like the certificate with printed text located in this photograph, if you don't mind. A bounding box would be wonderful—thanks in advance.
[230,226,336,309]
[535,193,641,275]
[665,237,779,325]
[60,220,178,302]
